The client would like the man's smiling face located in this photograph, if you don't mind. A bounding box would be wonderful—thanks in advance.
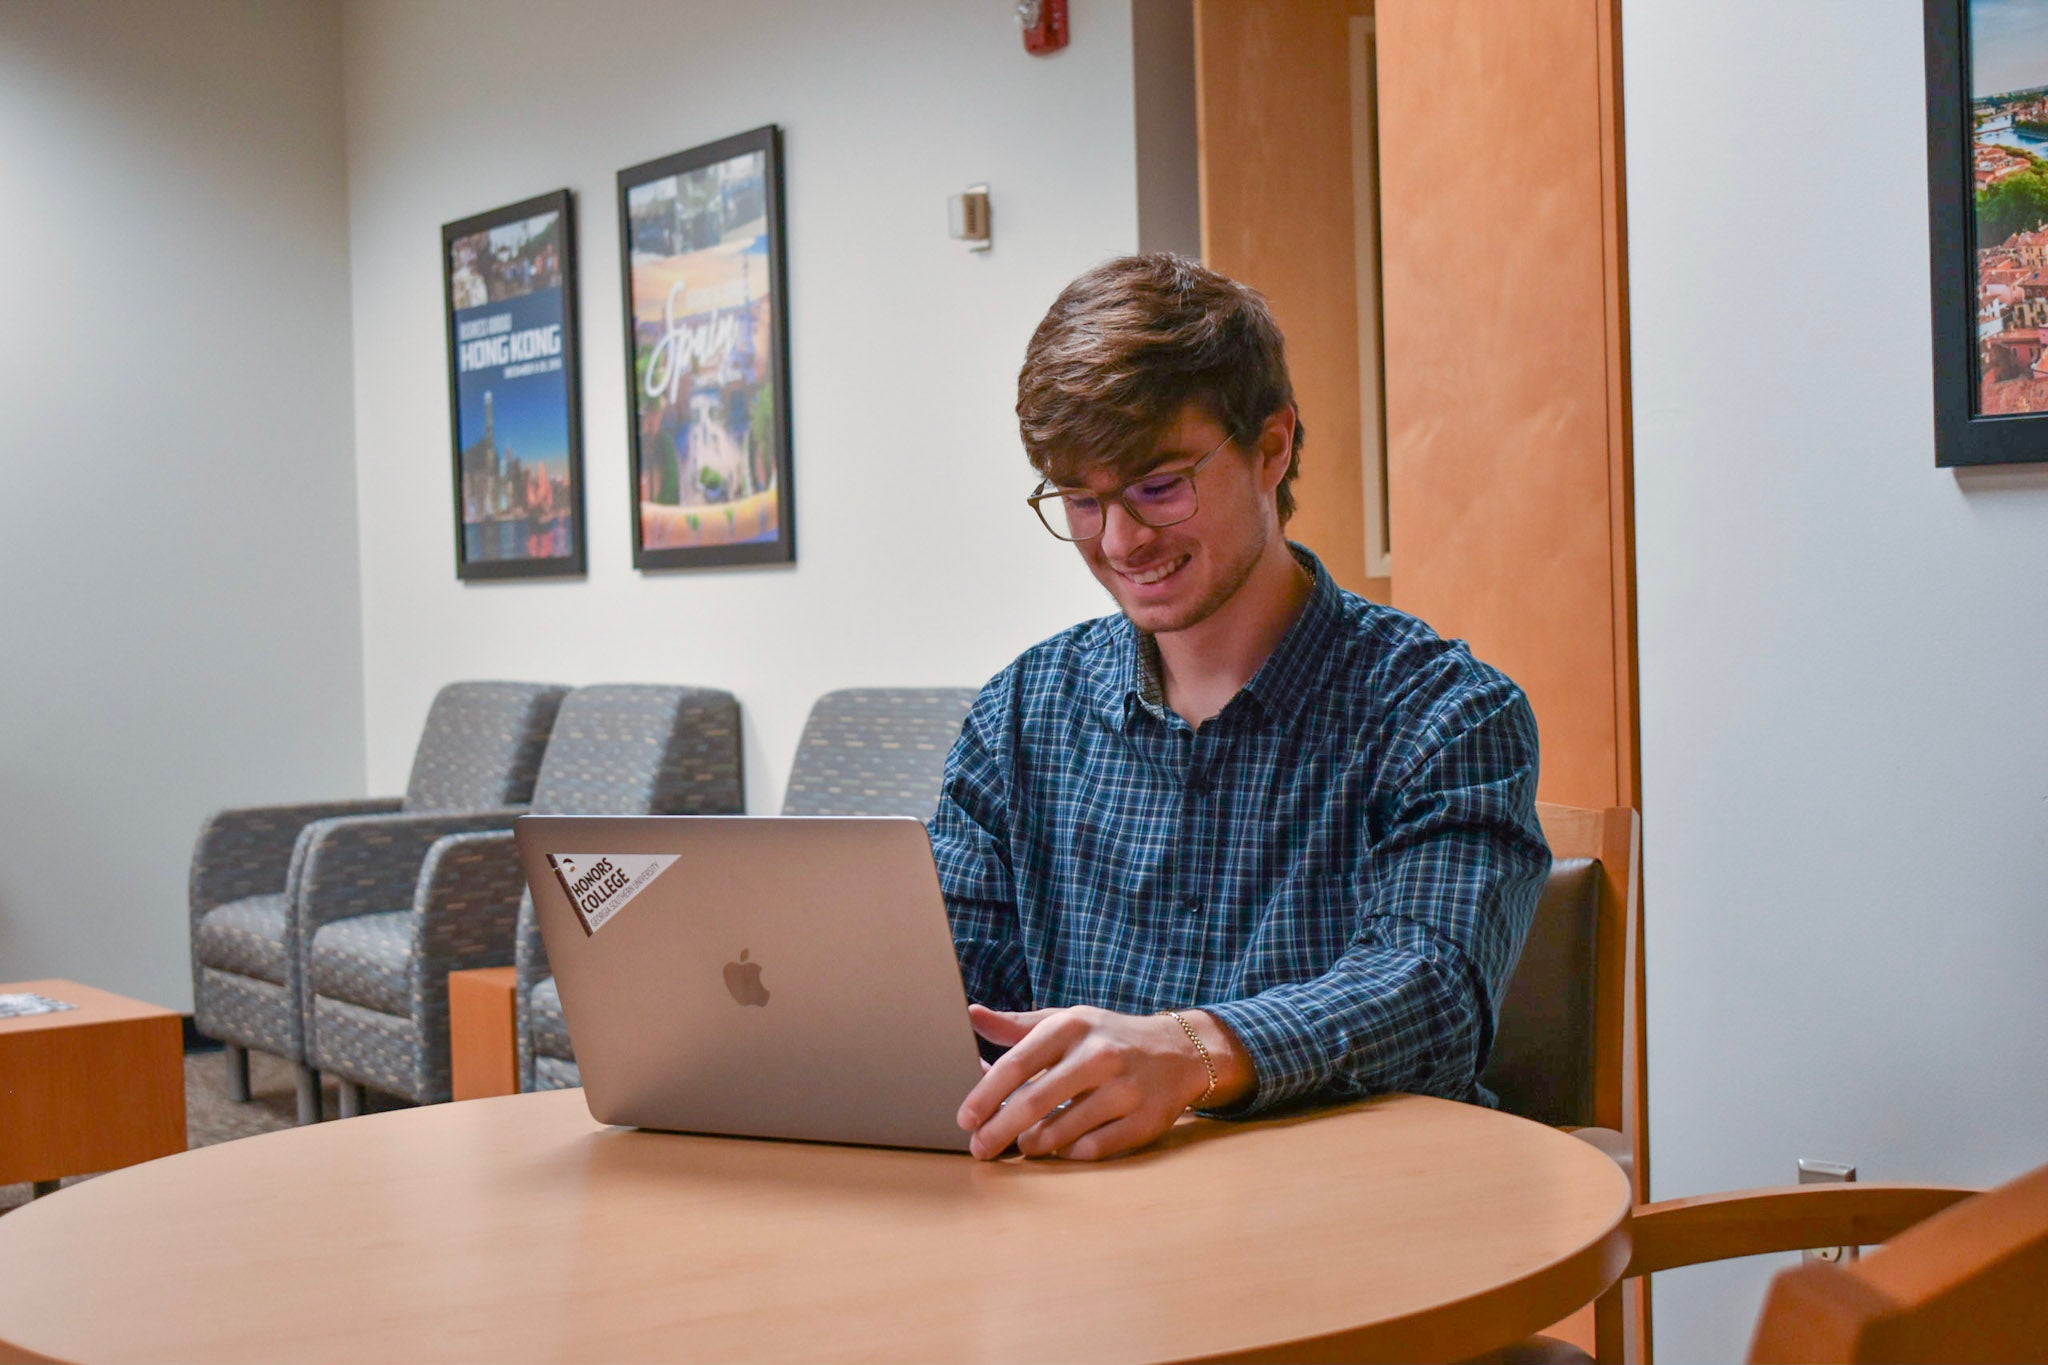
[1062,404,1281,637]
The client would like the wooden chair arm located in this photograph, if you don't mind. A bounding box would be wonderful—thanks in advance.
[1625,1184,1977,1278]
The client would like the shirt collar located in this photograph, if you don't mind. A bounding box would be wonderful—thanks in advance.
[1240,544,1342,719]
[1091,615,1147,729]
[1096,542,1341,732]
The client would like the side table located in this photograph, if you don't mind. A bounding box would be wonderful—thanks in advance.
[447,966,519,1100]
[0,979,184,1197]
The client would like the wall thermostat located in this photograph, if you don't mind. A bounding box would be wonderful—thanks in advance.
[949,184,992,252]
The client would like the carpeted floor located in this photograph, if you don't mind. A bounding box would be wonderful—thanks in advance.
[0,1048,406,1216]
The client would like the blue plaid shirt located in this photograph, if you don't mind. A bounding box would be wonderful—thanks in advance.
[929,546,1549,1115]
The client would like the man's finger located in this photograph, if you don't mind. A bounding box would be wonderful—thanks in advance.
[966,1057,1100,1160]
[964,1042,1117,1159]
[966,1003,1051,1047]
[957,1010,1081,1130]
[1016,1086,1129,1158]
[1060,1110,1162,1163]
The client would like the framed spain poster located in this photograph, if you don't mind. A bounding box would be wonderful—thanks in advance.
[1926,0,2048,465]
[618,126,794,569]
[441,189,588,578]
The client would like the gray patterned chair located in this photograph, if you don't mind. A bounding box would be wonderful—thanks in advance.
[308,684,743,1112]
[516,686,975,1091]
[190,681,566,1124]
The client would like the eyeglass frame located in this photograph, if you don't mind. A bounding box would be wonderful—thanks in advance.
[1024,432,1237,542]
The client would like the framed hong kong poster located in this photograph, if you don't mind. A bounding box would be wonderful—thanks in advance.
[1927,0,2048,465]
[618,125,795,569]
[441,189,588,578]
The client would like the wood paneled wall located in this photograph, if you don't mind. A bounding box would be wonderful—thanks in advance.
[1194,0,1383,601]
[1196,5,1644,1351]
[1196,10,1643,1353]
[1193,0,1637,807]
[1375,0,1644,1348]
[1376,0,1638,811]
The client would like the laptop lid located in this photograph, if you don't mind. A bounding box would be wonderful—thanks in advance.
[514,814,983,1152]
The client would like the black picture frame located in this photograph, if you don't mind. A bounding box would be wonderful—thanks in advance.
[1926,0,2048,466]
[440,189,588,579]
[618,125,795,570]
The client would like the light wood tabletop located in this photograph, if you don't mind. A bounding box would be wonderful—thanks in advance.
[0,1088,1630,1365]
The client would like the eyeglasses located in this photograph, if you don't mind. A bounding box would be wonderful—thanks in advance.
[1026,434,1234,542]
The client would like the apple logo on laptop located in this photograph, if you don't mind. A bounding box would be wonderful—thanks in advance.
[724,949,770,1007]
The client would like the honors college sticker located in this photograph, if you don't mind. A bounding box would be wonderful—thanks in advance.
[546,853,679,935]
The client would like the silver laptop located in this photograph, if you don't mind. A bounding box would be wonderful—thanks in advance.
[513,814,984,1152]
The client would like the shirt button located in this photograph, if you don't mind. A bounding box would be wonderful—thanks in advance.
[1179,894,1203,914]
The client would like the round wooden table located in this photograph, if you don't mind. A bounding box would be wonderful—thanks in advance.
[0,1089,1629,1364]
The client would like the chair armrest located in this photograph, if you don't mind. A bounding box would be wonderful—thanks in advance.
[297,809,524,935]
[515,890,549,994]
[410,830,527,978]
[513,892,547,1093]
[1624,1183,1978,1279]
[190,797,402,918]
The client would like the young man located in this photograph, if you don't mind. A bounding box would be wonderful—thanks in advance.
[932,254,1550,1161]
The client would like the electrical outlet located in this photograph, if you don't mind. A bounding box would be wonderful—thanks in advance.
[1798,1158,1859,1264]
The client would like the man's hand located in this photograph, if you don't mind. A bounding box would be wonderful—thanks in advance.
[955,1003,1252,1161]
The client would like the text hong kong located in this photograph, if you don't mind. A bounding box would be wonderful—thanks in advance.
[457,312,564,378]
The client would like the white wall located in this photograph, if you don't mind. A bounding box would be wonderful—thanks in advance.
[342,0,1157,811]
[0,1,366,1011]
[1627,2,2048,1357]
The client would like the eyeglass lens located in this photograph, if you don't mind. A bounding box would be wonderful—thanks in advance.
[1054,471,1197,540]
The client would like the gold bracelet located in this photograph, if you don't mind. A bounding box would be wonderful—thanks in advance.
[1159,1009,1217,1109]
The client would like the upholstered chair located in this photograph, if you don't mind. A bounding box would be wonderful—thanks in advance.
[1480,803,1644,1362]
[307,684,742,1112]
[516,685,976,1092]
[190,681,566,1124]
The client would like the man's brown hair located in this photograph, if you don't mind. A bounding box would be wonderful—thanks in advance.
[1016,253,1304,523]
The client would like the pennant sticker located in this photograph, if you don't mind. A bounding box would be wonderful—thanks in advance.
[545,852,680,936]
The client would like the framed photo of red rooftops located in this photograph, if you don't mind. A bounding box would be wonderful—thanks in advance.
[1928,0,2048,464]
[618,125,795,569]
